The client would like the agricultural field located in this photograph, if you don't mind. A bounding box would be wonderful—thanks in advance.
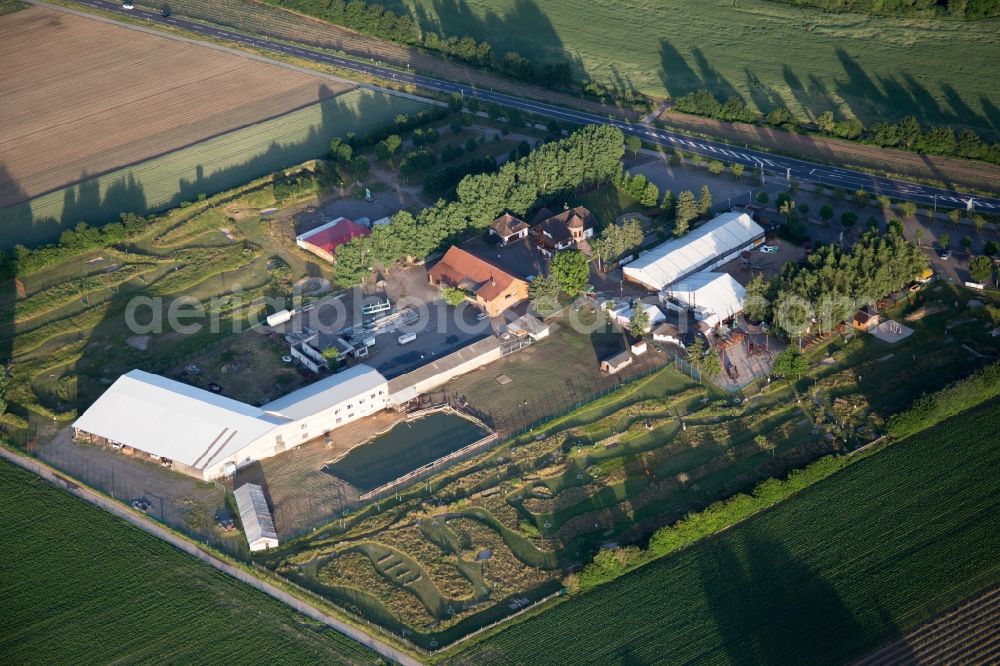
[856,586,1000,665]
[0,458,381,665]
[448,397,1000,665]
[0,7,432,248]
[379,0,1000,134]
[0,7,338,209]
[260,279,999,650]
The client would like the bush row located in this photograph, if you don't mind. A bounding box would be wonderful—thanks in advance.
[886,360,1000,438]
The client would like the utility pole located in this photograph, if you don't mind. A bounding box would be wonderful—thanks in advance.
[759,163,765,187]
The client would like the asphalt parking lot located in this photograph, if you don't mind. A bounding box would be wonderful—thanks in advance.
[289,263,493,380]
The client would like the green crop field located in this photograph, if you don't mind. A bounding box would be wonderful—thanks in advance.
[0,458,379,665]
[0,88,429,249]
[383,0,999,134]
[450,398,1000,665]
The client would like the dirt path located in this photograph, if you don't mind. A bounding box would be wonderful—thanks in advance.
[0,444,421,666]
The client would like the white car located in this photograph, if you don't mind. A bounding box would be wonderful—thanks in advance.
[758,244,779,254]
[122,2,135,8]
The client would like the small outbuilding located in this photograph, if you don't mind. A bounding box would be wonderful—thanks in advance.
[234,483,279,552]
[508,313,550,341]
[652,322,685,349]
[601,351,634,374]
[489,212,529,245]
[853,306,880,332]
[611,302,666,331]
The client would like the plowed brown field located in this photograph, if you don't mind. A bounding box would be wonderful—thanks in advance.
[0,7,349,207]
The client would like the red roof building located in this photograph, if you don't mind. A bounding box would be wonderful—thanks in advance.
[295,217,371,263]
[427,246,530,317]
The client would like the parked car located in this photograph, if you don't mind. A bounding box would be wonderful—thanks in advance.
[758,244,779,254]
[122,2,135,8]
[939,249,952,260]
[161,4,171,16]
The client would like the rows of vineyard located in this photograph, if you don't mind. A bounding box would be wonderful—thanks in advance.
[0,459,380,664]
[450,398,1000,665]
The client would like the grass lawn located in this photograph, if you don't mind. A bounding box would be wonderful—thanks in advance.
[576,183,646,229]
[1,88,431,248]
[0,458,380,665]
[379,0,1000,135]
[450,397,1000,665]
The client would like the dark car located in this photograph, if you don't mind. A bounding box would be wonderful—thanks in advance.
[939,249,952,260]
[161,4,171,17]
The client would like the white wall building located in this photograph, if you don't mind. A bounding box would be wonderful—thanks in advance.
[623,212,765,291]
[611,302,666,331]
[661,272,746,328]
[234,483,279,552]
[72,365,389,481]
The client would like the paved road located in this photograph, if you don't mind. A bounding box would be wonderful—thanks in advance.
[51,0,1000,213]
[0,445,421,666]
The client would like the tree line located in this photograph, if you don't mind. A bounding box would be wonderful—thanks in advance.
[775,0,999,19]
[332,125,625,285]
[744,229,928,341]
[673,89,1000,165]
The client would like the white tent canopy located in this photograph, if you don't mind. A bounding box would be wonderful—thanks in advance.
[623,212,764,291]
[662,272,746,328]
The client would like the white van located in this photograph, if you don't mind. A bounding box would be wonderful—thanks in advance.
[398,332,417,345]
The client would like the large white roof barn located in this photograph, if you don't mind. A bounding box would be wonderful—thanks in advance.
[72,365,389,480]
[234,483,279,552]
[71,370,282,476]
[623,212,764,291]
[662,272,746,328]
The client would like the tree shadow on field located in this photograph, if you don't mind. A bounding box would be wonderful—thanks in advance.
[432,0,583,73]
[659,39,711,99]
[7,83,419,249]
[697,533,895,664]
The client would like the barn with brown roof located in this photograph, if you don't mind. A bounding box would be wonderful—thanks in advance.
[427,246,530,317]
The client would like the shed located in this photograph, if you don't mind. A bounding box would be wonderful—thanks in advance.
[234,483,279,552]
[652,323,685,348]
[611,302,666,331]
[508,313,550,340]
[853,306,880,331]
[601,351,634,374]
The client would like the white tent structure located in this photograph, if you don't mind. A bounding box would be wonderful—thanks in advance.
[662,272,746,328]
[234,483,279,552]
[623,212,764,291]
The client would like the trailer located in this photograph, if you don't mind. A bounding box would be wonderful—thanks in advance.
[398,332,417,345]
[266,309,293,327]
